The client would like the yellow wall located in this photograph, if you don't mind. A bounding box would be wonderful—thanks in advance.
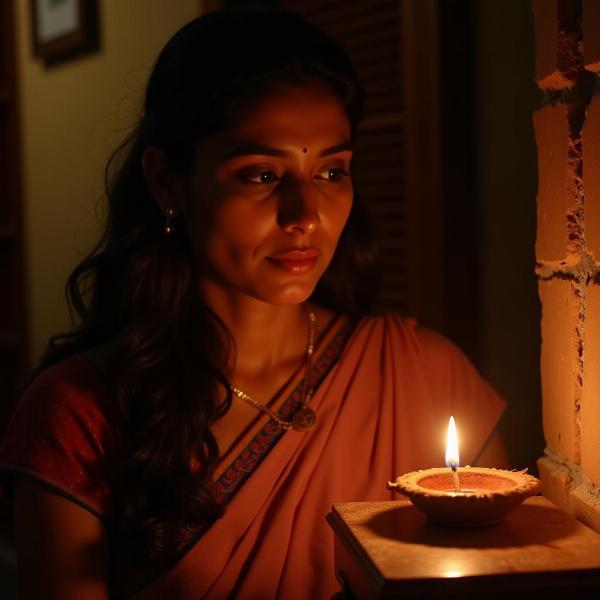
[15,1,201,363]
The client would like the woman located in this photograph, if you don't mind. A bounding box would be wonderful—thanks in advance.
[0,8,506,599]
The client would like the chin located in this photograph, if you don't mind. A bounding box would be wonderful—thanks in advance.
[258,281,319,306]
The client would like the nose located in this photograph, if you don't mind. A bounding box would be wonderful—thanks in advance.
[277,178,321,235]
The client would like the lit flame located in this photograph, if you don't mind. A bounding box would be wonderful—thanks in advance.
[445,416,459,469]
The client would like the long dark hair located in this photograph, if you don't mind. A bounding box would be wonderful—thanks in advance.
[37,8,378,571]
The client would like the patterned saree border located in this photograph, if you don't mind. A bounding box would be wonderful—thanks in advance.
[132,315,358,597]
[212,315,356,504]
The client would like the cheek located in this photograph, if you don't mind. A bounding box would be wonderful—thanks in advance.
[185,173,262,254]
[204,201,273,261]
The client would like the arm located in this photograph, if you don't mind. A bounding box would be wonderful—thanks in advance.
[13,476,109,600]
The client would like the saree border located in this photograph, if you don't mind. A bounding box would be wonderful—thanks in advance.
[130,314,359,598]
[212,314,356,504]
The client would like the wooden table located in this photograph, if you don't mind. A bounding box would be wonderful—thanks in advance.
[327,497,600,598]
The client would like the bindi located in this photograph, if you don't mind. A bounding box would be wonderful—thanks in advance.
[302,147,308,154]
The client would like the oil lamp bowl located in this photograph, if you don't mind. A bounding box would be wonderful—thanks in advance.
[388,466,542,527]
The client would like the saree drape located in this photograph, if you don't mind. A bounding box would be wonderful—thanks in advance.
[0,314,505,598]
[132,314,506,599]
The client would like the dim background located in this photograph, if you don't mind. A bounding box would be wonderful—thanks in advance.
[0,0,543,592]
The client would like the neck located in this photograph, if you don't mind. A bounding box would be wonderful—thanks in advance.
[201,284,310,381]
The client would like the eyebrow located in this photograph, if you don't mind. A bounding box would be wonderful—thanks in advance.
[223,140,352,159]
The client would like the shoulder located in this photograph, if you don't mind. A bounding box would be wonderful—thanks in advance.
[317,309,469,375]
[28,354,106,392]
[0,355,117,518]
[356,313,504,399]
[349,313,486,385]
[6,355,116,455]
[22,355,110,419]
[352,313,461,357]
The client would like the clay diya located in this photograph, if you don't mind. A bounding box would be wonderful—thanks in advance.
[387,417,542,527]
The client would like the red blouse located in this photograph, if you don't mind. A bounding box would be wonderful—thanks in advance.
[0,356,117,520]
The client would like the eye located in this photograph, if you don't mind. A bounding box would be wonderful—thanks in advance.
[241,170,280,184]
[316,167,350,182]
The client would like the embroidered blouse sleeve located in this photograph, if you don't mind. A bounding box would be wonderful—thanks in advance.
[0,357,116,519]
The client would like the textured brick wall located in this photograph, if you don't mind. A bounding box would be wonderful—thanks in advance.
[534,0,600,532]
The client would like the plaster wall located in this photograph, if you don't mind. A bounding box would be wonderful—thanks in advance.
[15,0,200,362]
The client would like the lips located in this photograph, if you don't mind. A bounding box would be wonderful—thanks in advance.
[269,248,320,260]
[267,247,320,274]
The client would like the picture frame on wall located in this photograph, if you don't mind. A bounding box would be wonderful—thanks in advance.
[31,0,99,65]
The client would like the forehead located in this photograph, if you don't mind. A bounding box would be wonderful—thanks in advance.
[228,80,351,143]
[192,81,352,165]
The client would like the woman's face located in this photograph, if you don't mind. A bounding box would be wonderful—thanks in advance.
[184,79,353,306]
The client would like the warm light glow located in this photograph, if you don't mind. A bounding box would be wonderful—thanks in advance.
[441,558,465,578]
[445,416,460,469]
[443,570,463,578]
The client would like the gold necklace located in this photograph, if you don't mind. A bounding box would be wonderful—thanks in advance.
[230,308,317,431]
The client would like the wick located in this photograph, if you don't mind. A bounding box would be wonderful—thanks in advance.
[450,463,461,492]
[302,147,308,154]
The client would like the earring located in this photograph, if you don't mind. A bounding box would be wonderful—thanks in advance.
[164,205,177,235]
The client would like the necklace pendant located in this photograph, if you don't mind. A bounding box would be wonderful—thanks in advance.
[292,407,316,431]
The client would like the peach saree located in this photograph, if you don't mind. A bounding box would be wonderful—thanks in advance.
[132,314,505,599]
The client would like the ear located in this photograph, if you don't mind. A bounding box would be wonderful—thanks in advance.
[141,146,184,215]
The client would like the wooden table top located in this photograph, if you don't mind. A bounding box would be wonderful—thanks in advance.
[327,496,600,597]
